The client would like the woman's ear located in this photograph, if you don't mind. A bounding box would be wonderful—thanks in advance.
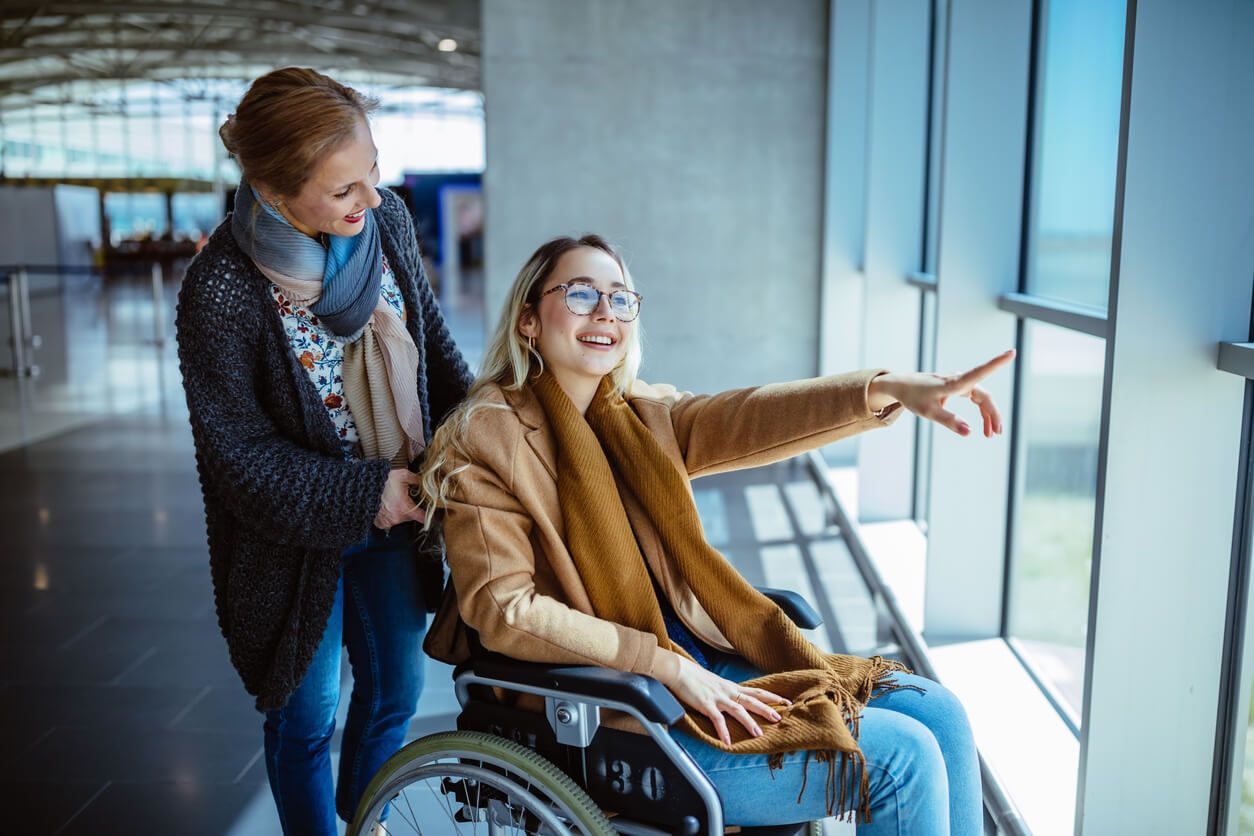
[253,183,281,207]
[518,304,539,340]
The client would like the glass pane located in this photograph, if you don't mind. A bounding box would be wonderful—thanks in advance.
[104,192,169,243]
[171,193,222,240]
[1008,321,1105,719]
[1027,0,1127,310]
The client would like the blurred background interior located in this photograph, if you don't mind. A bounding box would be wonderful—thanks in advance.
[0,1,1250,834]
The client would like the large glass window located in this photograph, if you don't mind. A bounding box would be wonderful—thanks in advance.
[104,192,168,242]
[1007,321,1105,719]
[1026,0,1126,311]
[171,194,222,240]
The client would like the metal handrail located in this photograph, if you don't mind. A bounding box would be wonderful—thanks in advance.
[804,450,1032,836]
[1,262,170,377]
[2,267,38,377]
[0,264,105,276]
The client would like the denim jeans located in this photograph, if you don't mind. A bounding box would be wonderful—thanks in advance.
[262,524,427,836]
[671,653,982,835]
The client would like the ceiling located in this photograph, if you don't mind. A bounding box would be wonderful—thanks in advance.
[0,0,481,113]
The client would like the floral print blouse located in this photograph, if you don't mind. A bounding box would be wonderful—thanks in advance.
[270,255,407,458]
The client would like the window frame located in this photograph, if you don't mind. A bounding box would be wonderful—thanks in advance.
[1210,337,1254,835]
[996,0,1128,737]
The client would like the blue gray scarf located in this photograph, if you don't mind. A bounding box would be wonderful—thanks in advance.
[230,180,425,469]
[230,180,382,338]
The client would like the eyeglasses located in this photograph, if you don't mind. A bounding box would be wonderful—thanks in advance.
[538,283,643,322]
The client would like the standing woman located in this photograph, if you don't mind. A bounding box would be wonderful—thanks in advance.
[175,67,473,835]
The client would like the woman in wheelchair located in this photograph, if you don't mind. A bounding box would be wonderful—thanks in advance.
[420,235,1012,834]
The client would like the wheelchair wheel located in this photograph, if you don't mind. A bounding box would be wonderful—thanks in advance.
[349,730,616,835]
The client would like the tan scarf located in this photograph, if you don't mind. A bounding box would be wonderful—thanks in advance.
[532,372,914,821]
[260,263,422,467]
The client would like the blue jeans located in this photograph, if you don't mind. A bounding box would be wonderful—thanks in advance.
[263,525,427,835]
[671,653,982,835]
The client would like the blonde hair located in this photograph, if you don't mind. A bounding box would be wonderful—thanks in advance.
[420,235,643,518]
[220,67,378,198]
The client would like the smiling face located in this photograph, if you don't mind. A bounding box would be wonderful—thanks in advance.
[519,246,636,396]
[260,117,382,239]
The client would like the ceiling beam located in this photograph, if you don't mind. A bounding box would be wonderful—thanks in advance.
[1,3,480,44]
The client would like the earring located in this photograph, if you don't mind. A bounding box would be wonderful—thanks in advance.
[268,198,284,210]
[527,335,535,352]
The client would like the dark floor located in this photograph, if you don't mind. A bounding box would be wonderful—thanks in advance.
[0,410,267,834]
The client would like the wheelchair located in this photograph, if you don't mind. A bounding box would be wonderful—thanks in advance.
[349,587,831,836]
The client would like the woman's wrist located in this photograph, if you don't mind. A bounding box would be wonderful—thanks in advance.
[867,371,901,414]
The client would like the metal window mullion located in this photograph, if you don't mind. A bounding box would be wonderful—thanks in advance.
[998,291,1109,339]
[1210,379,1254,836]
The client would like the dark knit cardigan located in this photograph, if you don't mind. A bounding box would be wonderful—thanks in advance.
[175,188,473,711]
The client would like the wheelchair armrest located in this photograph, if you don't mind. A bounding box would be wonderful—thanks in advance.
[755,586,823,630]
[456,654,686,725]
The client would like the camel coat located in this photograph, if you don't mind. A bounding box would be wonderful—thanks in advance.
[424,369,903,683]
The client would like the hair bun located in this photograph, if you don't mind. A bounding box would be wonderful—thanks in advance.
[218,113,238,155]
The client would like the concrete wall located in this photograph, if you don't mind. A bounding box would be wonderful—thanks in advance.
[481,0,829,392]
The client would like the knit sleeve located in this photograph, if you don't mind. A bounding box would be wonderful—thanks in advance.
[176,260,390,551]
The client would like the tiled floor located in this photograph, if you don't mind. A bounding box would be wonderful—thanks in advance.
[0,272,879,834]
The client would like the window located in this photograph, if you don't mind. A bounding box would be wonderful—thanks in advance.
[171,193,221,239]
[997,0,1128,728]
[1025,0,1127,311]
[104,192,168,243]
[1006,321,1105,721]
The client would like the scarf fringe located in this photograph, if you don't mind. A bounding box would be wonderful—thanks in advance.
[759,659,918,823]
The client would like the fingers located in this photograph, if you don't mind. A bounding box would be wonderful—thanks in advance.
[969,387,1004,437]
[377,469,425,530]
[952,349,1016,391]
[718,696,763,739]
[738,692,782,723]
[705,707,732,746]
[928,405,971,437]
[742,685,791,706]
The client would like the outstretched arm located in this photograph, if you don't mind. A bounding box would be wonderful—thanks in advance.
[663,369,902,478]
